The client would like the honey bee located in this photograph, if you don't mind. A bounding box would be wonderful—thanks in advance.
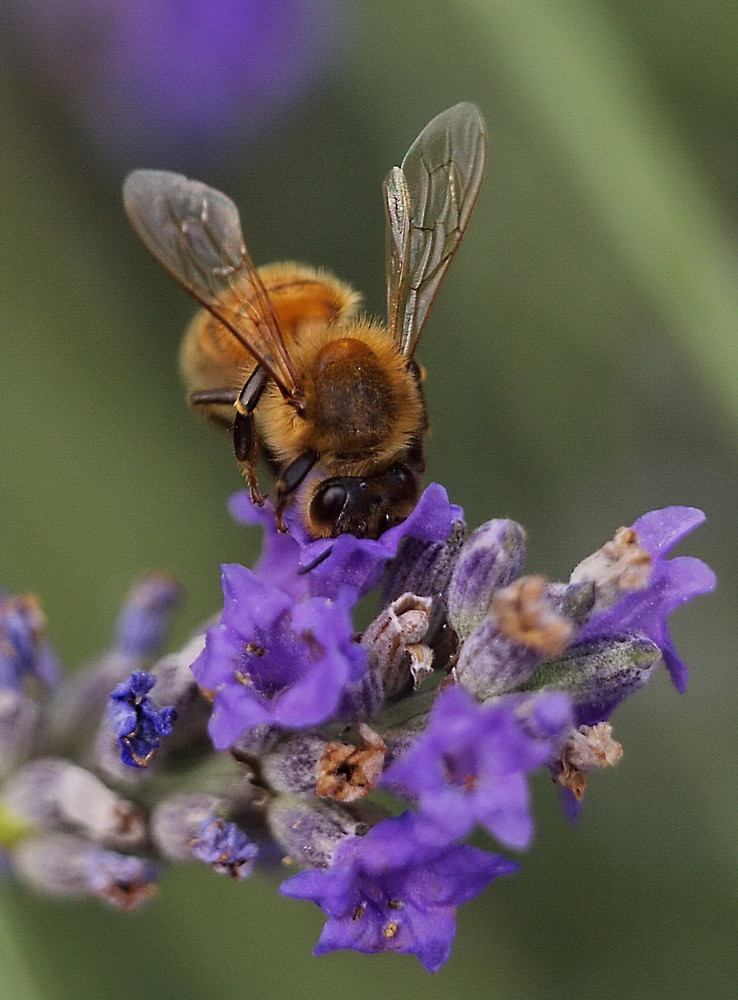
[123,103,487,538]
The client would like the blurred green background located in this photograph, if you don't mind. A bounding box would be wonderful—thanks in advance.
[1,2,736,998]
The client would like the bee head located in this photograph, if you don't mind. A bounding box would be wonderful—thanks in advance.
[307,465,420,539]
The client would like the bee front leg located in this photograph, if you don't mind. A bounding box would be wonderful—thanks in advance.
[232,411,264,506]
[233,366,270,506]
[275,450,318,532]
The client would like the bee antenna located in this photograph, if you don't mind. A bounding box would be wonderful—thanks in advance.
[297,546,333,575]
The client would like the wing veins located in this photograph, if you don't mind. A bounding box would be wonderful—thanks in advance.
[384,103,488,357]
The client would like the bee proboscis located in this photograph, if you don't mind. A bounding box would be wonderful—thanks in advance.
[123,103,487,538]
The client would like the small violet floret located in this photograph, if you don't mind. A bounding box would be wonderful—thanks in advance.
[280,810,519,972]
[0,592,60,691]
[108,670,177,768]
[229,482,462,601]
[578,507,716,693]
[381,685,572,850]
[190,565,367,749]
[191,818,258,880]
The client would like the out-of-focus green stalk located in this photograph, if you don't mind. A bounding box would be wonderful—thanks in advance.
[457,0,738,426]
[0,905,47,1000]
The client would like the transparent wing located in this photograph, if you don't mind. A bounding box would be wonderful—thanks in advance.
[123,170,301,399]
[383,103,488,357]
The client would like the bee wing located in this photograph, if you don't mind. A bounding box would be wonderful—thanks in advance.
[123,170,301,399]
[384,103,488,357]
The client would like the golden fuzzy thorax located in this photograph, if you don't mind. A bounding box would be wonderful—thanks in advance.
[258,319,424,475]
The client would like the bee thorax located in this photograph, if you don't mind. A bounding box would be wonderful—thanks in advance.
[310,339,396,450]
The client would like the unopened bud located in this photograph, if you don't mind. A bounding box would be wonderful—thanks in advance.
[336,663,384,723]
[3,758,146,849]
[0,688,41,780]
[454,577,574,700]
[269,796,368,870]
[448,519,526,639]
[362,593,433,698]
[454,616,543,700]
[150,793,224,860]
[262,732,331,797]
[12,833,158,910]
[114,574,183,659]
[383,519,466,604]
[520,636,661,726]
[0,593,59,691]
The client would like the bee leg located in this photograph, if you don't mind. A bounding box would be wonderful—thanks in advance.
[275,450,318,532]
[236,366,268,414]
[189,389,240,406]
[233,366,270,506]
[232,411,264,506]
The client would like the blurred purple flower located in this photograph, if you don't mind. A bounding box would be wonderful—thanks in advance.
[190,817,258,880]
[0,592,60,692]
[108,670,177,768]
[114,574,182,659]
[8,0,348,169]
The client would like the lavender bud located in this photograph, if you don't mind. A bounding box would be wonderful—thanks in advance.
[518,636,661,725]
[269,796,368,870]
[0,593,60,691]
[3,758,146,849]
[336,663,384,723]
[145,633,205,711]
[114,574,183,659]
[362,593,433,699]
[455,576,574,699]
[447,519,526,639]
[454,616,543,699]
[12,833,158,909]
[0,688,42,779]
[48,653,142,756]
[150,792,224,861]
[231,723,282,758]
[261,733,330,797]
[383,518,466,603]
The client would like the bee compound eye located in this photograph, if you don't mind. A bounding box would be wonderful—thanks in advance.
[387,464,417,503]
[311,481,349,524]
